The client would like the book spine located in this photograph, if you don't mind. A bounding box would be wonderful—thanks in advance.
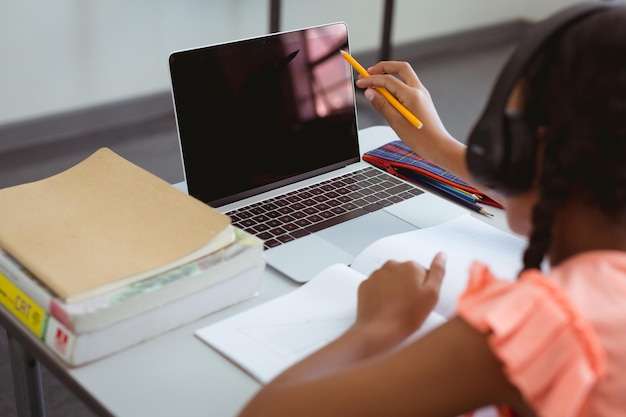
[0,267,84,365]
[43,316,78,364]
[0,270,50,338]
[0,250,73,329]
[0,269,77,364]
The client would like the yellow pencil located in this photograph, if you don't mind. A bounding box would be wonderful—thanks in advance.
[339,49,423,129]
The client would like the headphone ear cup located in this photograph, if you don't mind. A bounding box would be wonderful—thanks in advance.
[502,112,538,193]
[466,119,506,189]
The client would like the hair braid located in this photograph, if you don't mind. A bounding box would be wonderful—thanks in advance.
[522,127,571,270]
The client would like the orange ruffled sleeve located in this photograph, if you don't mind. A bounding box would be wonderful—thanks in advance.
[457,263,606,417]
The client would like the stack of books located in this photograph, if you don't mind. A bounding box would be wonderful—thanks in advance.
[0,148,265,366]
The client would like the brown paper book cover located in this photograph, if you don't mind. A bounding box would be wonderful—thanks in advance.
[0,148,232,302]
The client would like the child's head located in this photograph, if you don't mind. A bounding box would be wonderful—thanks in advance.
[513,6,626,269]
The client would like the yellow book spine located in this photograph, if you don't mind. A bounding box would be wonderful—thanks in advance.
[0,271,49,338]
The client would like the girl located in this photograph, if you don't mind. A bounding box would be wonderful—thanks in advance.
[238,4,626,416]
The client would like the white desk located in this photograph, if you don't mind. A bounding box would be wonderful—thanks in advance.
[1,125,511,417]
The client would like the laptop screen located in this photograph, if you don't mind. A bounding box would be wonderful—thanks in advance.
[169,22,360,207]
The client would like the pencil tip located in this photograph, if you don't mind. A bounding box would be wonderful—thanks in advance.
[482,209,494,217]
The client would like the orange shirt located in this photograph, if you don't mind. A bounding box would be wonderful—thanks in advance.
[457,251,626,417]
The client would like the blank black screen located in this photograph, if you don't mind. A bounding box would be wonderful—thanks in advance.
[169,23,360,207]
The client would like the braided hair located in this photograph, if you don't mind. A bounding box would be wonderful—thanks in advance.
[521,7,626,271]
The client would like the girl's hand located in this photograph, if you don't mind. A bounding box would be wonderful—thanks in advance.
[355,61,453,160]
[354,252,447,351]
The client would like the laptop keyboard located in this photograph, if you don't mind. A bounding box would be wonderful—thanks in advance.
[225,166,424,249]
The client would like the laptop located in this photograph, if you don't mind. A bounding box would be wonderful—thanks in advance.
[168,22,466,283]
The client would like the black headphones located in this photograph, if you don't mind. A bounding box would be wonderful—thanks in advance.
[466,1,616,196]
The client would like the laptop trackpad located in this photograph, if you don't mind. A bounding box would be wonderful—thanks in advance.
[265,234,354,283]
[317,210,417,256]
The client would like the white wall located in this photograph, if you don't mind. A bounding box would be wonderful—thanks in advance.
[0,0,585,126]
[392,0,585,43]
[277,0,582,53]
